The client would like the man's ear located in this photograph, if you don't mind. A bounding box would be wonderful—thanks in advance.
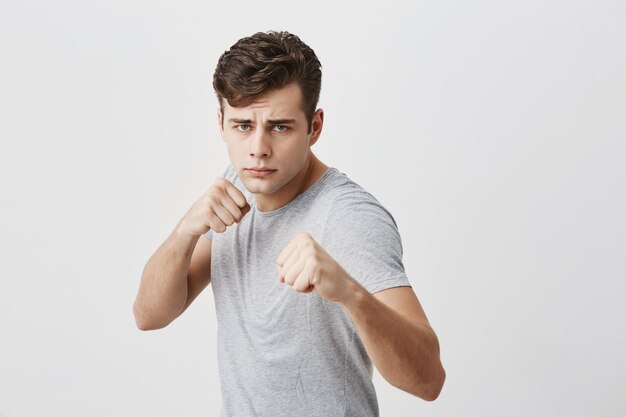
[217,108,223,131]
[217,108,227,142]
[308,108,324,146]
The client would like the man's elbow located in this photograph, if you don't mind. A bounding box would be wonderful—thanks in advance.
[421,365,446,401]
[400,363,446,401]
[133,302,170,331]
[135,318,166,331]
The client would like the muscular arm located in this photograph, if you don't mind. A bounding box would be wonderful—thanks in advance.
[133,174,249,331]
[132,225,212,330]
[275,206,445,400]
[338,284,446,401]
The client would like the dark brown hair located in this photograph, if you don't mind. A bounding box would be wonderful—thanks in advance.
[213,30,322,133]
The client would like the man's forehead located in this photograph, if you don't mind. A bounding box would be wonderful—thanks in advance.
[223,99,303,120]
[222,82,304,119]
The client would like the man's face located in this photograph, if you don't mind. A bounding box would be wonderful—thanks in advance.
[218,82,323,196]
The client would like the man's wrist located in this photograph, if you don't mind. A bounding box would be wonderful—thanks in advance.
[173,221,202,242]
[338,280,369,311]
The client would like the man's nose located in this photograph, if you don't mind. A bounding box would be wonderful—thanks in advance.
[249,129,271,158]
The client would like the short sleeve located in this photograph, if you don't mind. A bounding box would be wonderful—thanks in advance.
[322,192,411,295]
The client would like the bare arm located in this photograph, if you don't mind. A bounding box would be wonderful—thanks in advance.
[339,285,446,401]
[132,223,205,330]
[274,231,445,400]
[132,177,250,331]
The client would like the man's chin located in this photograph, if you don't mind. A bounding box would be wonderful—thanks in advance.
[240,179,277,195]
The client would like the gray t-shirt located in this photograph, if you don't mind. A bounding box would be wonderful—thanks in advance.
[204,164,411,417]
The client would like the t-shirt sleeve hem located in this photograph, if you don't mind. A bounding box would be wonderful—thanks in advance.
[365,276,412,295]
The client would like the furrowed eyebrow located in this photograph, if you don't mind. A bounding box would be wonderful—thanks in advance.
[228,118,253,124]
[267,119,296,125]
[227,118,296,125]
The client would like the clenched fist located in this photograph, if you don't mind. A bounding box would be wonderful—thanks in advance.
[177,177,251,237]
[275,232,361,304]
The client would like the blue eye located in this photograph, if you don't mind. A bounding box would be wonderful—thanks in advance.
[273,125,288,132]
[236,124,251,132]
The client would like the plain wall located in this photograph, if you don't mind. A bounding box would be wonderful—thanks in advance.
[1,0,625,416]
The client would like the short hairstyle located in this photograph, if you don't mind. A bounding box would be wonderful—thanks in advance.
[213,30,322,133]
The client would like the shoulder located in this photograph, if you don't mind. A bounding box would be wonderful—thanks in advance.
[324,168,399,228]
[319,169,409,293]
[320,169,402,248]
[221,163,238,184]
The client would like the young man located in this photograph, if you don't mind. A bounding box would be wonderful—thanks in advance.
[133,31,445,416]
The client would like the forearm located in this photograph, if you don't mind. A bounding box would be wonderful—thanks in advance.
[339,284,445,401]
[133,223,200,330]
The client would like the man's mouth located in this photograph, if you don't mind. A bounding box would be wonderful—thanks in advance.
[246,168,277,177]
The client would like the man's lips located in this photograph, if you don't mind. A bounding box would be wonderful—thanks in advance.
[246,167,277,177]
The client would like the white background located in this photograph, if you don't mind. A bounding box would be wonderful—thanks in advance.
[1,0,625,416]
